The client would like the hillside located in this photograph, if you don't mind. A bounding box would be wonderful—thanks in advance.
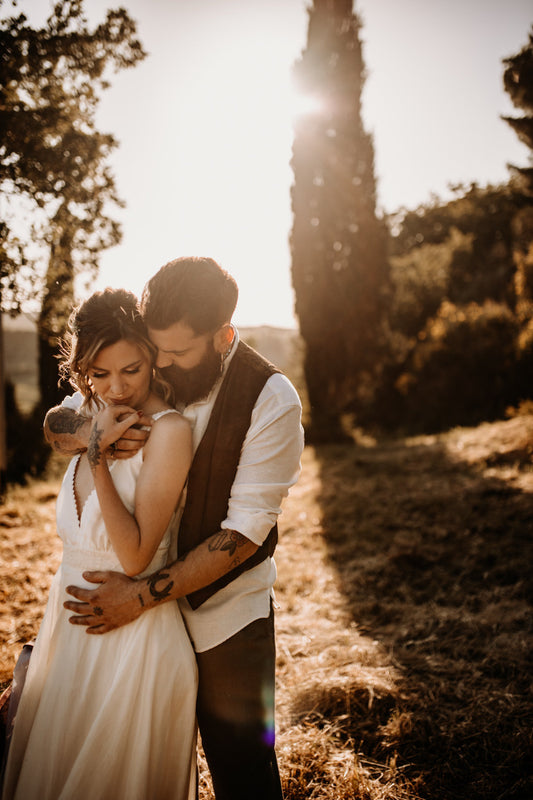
[2,314,39,412]
[2,317,303,413]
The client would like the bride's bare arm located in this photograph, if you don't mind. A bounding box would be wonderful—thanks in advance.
[87,407,192,577]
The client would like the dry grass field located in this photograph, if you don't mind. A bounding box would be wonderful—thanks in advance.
[1,415,532,799]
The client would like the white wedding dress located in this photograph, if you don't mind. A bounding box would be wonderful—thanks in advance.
[2,411,198,800]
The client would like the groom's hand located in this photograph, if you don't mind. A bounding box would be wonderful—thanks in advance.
[64,571,145,633]
[111,411,153,459]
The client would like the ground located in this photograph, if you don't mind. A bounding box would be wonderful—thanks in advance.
[1,415,532,799]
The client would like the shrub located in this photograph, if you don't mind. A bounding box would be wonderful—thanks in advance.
[390,228,472,337]
[395,301,521,432]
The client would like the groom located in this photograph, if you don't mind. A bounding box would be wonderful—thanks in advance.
[44,256,304,800]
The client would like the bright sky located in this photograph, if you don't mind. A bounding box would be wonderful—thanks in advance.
[24,0,533,328]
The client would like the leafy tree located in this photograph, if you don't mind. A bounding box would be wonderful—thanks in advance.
[0,0,145,407]
[290,0,389,442]
[363,31,533,436]
[0,0,145,485]
[376,184,530,432]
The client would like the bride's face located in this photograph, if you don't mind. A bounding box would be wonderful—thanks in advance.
[88,339,152,410]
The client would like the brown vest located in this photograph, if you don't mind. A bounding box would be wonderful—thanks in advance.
[178,341,280,610]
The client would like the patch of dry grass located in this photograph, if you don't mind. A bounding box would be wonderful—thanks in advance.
[1,419,532,799]
[0,465,64,684]
[279,416,532,800]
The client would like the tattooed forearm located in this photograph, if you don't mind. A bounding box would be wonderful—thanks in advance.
[51,439,86,456]
[208,530,248,558]
[88,424,104,468]
[146,570,174,602]
[45,410,88,453]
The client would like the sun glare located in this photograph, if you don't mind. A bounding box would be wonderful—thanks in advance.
[288,81,324,120]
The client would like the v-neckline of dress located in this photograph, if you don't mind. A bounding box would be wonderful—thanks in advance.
[71,453,118,528]
[70,408,177,527]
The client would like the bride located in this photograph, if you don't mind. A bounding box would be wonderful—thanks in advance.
[2,289,197,800]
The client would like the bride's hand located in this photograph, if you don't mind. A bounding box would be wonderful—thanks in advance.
[88,406,141,466]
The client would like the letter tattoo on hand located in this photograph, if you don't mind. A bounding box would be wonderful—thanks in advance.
[146,570,174,602]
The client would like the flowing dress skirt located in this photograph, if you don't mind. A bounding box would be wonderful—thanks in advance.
[2,445,198,800]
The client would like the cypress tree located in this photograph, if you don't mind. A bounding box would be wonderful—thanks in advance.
[503,27,533,395]
[290,0,389,441]
[503,26,533,195]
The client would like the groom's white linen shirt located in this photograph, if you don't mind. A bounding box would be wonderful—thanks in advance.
[59,328,304,653]
[176,328,304,652]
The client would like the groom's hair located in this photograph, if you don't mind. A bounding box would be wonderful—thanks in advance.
[141,256,238,334]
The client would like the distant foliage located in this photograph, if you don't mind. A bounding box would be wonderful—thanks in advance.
[357,29,533,436]
[373,178,533,434]
[290,0,389,441]
[390,184,522,309]
[392,301,520,432]
[390,227,472,338]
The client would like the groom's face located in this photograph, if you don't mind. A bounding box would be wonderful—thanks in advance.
[148,320,223,405]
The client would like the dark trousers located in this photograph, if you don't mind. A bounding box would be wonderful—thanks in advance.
[195,609,283,800]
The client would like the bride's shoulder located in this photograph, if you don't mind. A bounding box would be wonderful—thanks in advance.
[148,408,191,444]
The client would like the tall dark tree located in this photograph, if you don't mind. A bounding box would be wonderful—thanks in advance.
[0,0,145,457]
[503,26,533,196]
[503,27,533,374]
[290,0,389,441]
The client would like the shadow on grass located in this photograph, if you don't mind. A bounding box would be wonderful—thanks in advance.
[303,432,532,800]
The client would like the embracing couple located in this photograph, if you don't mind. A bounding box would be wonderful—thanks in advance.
[2,257,304,800]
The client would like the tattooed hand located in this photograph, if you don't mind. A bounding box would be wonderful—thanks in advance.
[64,571,144,633]
[87,406,143,468]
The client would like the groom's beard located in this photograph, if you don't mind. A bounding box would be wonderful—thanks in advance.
[159,342,222,406]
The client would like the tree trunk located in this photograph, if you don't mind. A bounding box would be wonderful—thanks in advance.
[38,210,75,412]
[0,312,7,497]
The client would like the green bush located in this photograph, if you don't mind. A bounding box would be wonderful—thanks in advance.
[394,301,521,432]
[390,228,472,337]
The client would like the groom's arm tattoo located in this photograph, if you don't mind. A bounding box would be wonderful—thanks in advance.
[146,570,174,602]
[208,529,249,568]
[46,410,88,454]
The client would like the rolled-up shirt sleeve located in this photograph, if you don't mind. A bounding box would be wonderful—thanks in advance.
[221,373,305,546]
[60,391,84,412]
